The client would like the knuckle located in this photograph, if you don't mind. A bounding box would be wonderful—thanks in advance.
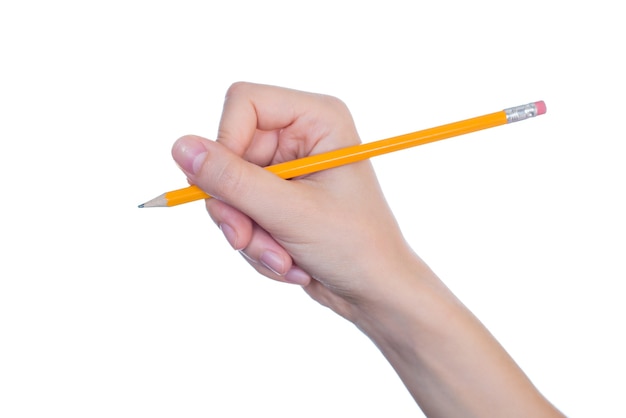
[319,94,350,116]
[224,81,251,101]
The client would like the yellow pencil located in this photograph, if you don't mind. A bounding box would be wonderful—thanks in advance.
[139,101,546,208]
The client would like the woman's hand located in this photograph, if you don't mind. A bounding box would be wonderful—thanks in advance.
[171,82,564,417]
[171,82,420,321]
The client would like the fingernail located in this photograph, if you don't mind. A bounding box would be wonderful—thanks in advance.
[219,223,242,250]
[260,251,286,276]
[172,136,207,175]
[284,266,311,286]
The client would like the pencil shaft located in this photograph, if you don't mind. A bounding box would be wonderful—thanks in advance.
[265,111,505,179]
[166,111,505,206]
[140,101,545,208]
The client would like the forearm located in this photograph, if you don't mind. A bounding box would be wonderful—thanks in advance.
[353,256,563,417]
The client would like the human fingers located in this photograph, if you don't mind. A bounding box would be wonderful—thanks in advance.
[237,224,310,285]
[206,198,310,285]
[171,86,412,308]
[216,82,359,165]
[171,134,309,238]
[172,133,406,292]
[205,198,250,251]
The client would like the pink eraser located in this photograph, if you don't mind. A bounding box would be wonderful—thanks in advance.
[535,100,547,115]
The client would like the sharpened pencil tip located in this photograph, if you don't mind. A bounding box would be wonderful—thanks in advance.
[137,193,168,208]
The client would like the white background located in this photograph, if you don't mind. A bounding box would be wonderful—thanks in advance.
[1,1,624,416]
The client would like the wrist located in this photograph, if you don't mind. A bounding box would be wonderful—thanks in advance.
[352,254,452,350]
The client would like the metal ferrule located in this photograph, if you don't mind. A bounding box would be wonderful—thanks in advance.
[504,102,539,123]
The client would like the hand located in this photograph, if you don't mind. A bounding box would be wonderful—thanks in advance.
[171,82,564,416]
[171,82,423,320]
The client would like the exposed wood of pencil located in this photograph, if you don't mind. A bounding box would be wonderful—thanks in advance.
[143,110,506,207]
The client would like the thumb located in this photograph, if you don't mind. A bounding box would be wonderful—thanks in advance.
[171,135,296,226]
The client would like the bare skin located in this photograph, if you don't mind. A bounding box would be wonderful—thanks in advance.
[171,82,564,417]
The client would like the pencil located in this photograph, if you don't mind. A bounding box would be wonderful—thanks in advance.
[139,101,546,208]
